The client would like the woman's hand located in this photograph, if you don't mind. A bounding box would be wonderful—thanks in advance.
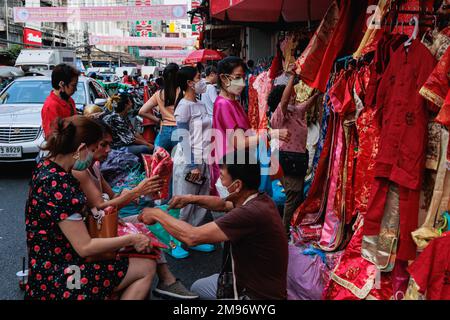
[136,176,163,196]
[189,168,201,182]
[275,129,291,143]
[130,234,151,253]
[286,63,297,76]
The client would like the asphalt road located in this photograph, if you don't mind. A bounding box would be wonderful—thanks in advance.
[0,163,222,300]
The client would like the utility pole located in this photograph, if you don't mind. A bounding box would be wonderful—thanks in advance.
[5,0,10,48]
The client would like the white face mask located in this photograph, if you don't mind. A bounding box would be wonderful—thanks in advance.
[194,79,207,95]
[224,75,246,96]
[215,179,238,200]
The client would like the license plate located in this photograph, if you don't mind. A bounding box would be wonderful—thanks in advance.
[0,146,22,158]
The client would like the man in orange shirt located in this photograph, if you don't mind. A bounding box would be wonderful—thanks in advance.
[41,64,80,139]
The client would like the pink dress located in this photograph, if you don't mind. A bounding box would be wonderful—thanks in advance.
[210,96,251,193]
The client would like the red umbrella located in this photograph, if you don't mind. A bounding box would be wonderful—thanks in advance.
[183,49,225,64]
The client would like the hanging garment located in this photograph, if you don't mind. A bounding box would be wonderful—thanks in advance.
[363,178,421,262]
[362,183,400,272]
[413,128,450,250]
[363,40,437,261]
[407,231,450,300]
[319,69,358,251]
[296,0,369,93]
[319,116,345,251]
[247,75,260,130]
[292,109,335,227]
[436,91,450,128]
[365,33,409,109]
[304,89,332,198]
[420,46,450,108]
[353,0,391,59]
[422,26,450,60]
[372,39,437,190]
[353,101,381,216]
[252,71,272,130]
[325,217,393,300]
[425,122,443,171]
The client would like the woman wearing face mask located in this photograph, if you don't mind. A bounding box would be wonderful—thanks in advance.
[171,66,215,253]
[25,116,157,300]
[211,57,291,195]
[102,93,153,156]
[139,63,180,156]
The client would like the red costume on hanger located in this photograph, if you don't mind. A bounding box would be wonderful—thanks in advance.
[363,39,437,261]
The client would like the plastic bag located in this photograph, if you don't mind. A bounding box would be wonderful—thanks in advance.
[142,148,173,200]
[118,221,168,260]
[147,205,183,253]
[287,244,326,300]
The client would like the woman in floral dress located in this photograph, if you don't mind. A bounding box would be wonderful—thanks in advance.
[25,116,157,300]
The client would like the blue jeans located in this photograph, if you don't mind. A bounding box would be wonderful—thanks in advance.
[154,125,178,156]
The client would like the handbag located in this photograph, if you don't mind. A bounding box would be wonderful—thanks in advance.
[217,242,239,300]
[279,151,309,177]
[86,206,118,262]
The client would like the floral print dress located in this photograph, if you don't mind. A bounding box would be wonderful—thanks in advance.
[25,160,129,300]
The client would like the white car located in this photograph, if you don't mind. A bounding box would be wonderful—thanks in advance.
[0,75,108,163]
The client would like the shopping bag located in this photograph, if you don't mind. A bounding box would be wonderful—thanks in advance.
[86,206,118,262]
[146,205,183,253]
[142,148,173,200]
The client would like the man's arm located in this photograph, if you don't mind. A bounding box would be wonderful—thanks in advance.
[138,208,229,247]
[168,195,234,212]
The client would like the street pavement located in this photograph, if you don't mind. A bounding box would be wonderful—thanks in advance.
[0,163,222,300]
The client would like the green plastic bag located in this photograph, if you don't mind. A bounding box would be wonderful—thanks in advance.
[147,205,183,252]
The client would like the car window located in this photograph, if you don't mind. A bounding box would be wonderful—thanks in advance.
[0,81,51,104]
[92,81,108,99]
[0,80,86,105]
[72,83,86,105]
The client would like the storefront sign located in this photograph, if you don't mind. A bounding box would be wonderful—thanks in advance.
[23,28,42,46]
[14,5,187,23]
[139,50,193,58]
[89,35,196,47]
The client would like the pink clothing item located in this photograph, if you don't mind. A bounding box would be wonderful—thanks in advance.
[212,96,251,161]
[211,96,251,191]
[320,117,344,250]
[253,71,272,129]
[270,102,308,153]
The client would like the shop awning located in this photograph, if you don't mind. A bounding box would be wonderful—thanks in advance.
[210,0,333,23]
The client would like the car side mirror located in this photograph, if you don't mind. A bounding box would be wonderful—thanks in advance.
[94,98,107,106]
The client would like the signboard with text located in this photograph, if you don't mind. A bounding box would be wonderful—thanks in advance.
[139,50,192,58]
[89,35,196,47]
[14,5,187,23]
[23,28,42,47]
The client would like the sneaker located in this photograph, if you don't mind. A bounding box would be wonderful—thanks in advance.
[169,246,190,259]
[189,244,215,253]
[153,280,199,300]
